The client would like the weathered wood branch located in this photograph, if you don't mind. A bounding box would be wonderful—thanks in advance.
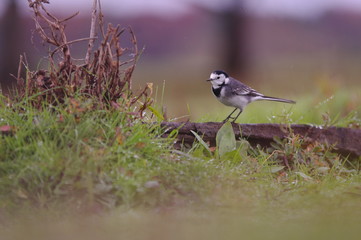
[161,122,361,157]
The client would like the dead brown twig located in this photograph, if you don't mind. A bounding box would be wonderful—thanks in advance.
[85,0,98,65]
[16,0,149,116]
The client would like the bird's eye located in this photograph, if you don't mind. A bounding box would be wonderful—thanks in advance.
[217,77,220,79]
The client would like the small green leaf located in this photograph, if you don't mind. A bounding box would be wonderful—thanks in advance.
[148,106,164,121]
[295,171,313,181]
[216,122,236,157]
[236,139,250,158]
[270,166,285,173]
[191,130,211,155]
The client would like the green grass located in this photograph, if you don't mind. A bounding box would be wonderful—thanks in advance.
[0,97,217,209]
[0,91,360,240]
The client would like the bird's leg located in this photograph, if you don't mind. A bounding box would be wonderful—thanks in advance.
[223,108,238,122]
[231,109,243,123]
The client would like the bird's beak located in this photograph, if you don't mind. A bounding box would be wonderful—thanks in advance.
[206,78,213,82]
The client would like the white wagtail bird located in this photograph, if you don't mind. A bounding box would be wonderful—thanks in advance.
[207,70,296,122]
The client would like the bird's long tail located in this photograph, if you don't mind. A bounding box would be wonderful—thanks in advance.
[258,96,296,104]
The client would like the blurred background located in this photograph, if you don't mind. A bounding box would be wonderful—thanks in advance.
[1,0,361,122]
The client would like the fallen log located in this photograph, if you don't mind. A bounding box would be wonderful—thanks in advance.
[160,122,361,157]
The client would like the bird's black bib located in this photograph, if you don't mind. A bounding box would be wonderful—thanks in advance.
[212,82,226,97]
[212,87,221,97]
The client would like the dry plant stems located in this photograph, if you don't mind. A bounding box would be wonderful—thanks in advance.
[85,0,98,65]
[17,0,150,117]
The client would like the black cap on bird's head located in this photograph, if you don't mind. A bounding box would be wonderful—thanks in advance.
[207,70,230,87]
[207,70,229,82]
[212,70,229,78]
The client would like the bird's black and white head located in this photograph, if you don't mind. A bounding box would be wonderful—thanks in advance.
[206,70,229,88]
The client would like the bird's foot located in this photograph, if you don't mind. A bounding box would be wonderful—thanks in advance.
[222,117,235,123]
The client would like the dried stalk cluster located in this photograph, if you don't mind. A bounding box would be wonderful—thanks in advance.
[17,0,151,116]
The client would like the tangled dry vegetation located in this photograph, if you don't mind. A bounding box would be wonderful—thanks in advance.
[14,0,151,116]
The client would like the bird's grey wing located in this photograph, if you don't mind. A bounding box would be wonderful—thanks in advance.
[230,78,263,97]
